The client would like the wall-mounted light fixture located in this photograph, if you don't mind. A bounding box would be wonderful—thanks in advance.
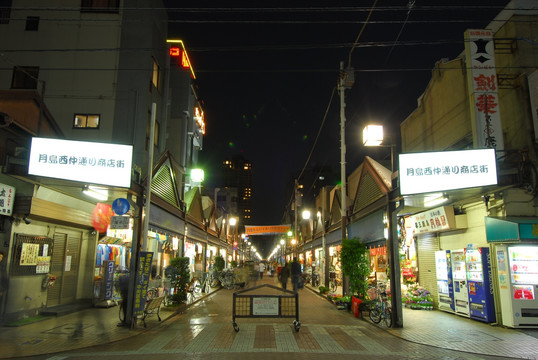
[83,185,108,201]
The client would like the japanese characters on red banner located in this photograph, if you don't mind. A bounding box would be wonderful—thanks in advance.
[369,246,387,256]
[465,29,504,151]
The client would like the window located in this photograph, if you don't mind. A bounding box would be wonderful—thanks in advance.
[80,0,119,13]
[0,0,12,25]
[152,58,160,89]
[25,16,39,31]
[146,115,159,150]
[74,114,100,129]
[11,66,38,89]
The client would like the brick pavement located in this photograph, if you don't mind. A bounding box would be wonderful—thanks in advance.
[0,276,537,359]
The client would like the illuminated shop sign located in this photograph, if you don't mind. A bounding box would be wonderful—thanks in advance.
[28,137,133,188]
[399,148,497,195]
[167,39,196,79]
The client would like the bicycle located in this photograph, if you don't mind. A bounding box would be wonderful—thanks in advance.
[368,284,392,327]
[329,272,341,292]
[186,277,201,303]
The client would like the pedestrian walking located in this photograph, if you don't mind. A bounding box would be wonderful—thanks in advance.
[117,271,130,327]
[280,262,290,290]
[291,257,302,292]
[258,262,266,279]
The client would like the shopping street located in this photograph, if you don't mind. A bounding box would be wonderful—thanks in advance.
[0,276,536,360]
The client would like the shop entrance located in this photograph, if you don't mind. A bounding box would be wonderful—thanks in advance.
[47,230,82,306]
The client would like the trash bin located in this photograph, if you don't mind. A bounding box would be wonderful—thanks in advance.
[351,296,362,318]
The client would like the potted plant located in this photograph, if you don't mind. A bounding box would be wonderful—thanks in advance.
[340,237,371,317]
[167,256,190,306]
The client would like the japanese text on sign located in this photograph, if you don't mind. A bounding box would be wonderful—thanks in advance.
[134,252,153,316]
[0,183,15,216]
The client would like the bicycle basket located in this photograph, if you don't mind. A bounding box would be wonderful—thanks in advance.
[367,287,377,300]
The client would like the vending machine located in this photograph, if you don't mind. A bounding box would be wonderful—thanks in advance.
[435,250,454,312]
[466,247,496,323]
[495,245,538,328]
[451,249,470,316]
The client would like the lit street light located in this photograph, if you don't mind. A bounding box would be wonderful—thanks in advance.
[362,124,403,328]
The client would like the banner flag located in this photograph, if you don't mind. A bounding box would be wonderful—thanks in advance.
[245,225,291,236]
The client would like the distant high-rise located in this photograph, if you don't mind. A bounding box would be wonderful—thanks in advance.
[222,155,252,224]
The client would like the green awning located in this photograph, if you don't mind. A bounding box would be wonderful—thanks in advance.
[485,216,538,242]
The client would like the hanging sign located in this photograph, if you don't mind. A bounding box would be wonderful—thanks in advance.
[28,137,133,188]
[465,29,504,151]
[0,183,15,216]
[110,216,130,230]
[399,148,497,195]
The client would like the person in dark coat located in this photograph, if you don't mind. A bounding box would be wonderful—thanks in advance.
[117,272,130,326]
[280,262,291,290]
[291,258,302,292]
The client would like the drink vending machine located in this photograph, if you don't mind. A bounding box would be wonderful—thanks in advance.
[466,247,496,323]
[451,249,470,317]
[495,245,538,328]
[435,250,454,312]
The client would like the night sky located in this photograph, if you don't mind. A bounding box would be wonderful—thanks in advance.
[165,1,510,254]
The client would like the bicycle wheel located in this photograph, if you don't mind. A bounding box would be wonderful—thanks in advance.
[369,301,382,324]
[383,307,392,328]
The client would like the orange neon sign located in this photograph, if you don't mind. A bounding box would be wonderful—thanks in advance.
[166,39,196,79]
[169,47,180,57]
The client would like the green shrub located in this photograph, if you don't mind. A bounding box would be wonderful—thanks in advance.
[214,255,225,272]
[340,237,370,299]
[169,257,190,304]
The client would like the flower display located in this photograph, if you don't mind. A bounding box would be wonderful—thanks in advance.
[402,284,433,310]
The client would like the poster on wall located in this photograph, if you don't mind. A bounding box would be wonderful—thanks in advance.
[20,243,39,265]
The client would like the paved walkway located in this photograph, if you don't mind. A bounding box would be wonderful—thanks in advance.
[0,276,537,359]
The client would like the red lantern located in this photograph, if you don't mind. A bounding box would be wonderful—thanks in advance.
[92,203,113,233]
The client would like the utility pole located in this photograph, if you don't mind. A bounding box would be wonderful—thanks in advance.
[339,62,354,241]
[339,61,354,295]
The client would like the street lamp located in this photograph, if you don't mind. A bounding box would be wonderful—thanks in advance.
[362,124,402,328]
[229,217,237,261]
[280,238,285,264]
[363,124,395,172]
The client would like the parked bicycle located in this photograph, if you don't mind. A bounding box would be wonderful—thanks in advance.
[368,283,392,327]
[329,271,341,292]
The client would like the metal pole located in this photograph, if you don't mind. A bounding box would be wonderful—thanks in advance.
[294,179,298,259]
[142,103,157,250]
[339,61,347,240]
[388,194,404,328]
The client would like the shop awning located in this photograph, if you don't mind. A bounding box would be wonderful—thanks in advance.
[348,209,385,244]
[485,216,538,242]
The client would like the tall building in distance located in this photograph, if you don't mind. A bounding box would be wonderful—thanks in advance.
[222,155,252,224]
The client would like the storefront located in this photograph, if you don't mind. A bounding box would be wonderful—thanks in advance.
[485,216,538,328]
[185,224,208,278]
[348,209,388,285]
